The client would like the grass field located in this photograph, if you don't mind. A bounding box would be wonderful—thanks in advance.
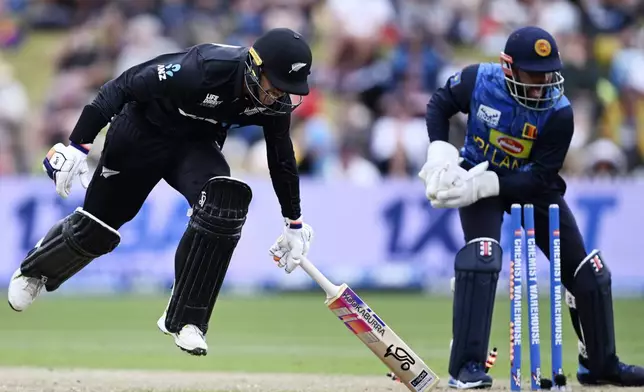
[1,293,644,391]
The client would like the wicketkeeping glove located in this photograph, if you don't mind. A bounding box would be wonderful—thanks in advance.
[418,140,461,200]
[431,161,498,209]
[43,142,91,199]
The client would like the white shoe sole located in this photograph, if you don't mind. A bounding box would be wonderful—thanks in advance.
[177,343,207,356]
[455,380,492,389]
[8,300,20,312]
[157,315,207,356]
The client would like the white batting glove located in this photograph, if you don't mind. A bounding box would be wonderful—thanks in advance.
[269,217,314,273]
[431,161,497,209]
[43,142,91,199]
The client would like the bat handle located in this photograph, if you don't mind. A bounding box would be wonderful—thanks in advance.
[298,257,342,299]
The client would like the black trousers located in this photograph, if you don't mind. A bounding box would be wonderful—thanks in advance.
[459,193,587,297]
[83,111,231,230]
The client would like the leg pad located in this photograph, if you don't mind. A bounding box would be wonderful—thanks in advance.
[449,238,502,378]
[572,250,618,375]
[166,176,253,333]
[21,208,120,291]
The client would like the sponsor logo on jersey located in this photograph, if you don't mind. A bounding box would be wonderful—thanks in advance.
[489,129,532,159]
[200,94,222,108]
[157,63,181,81]
[476,105,501,127]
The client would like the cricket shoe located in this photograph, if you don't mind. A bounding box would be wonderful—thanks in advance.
[157,313,208,356]
[448,362,493,389]
[7,268,45,312]
[577,356,644,387]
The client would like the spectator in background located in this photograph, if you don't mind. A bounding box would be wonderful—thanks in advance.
[40,21,112,147]
[584,137,628,177]
[113,14,181,77]
[370,92,428,177]
[318,0,396,114]
[0,0,26,49]
[3,0,644,179]
[607,24,644,170]
[388,23,447,96]
[324,134,382,186]
[558,32,601,150]
[0,58,28,174]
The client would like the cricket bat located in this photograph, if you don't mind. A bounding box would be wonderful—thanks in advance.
[296,256,440,391]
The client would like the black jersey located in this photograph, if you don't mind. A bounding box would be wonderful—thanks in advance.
[69,43,302,219]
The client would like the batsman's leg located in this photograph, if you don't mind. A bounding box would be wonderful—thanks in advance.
[448,196,504,389]
[160,176,252,356]
[158,138,248,356]
[8,208,121,311]
[532,195,644,387]
[8,115,165,311]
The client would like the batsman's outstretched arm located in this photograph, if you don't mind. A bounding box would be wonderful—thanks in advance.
[261,113,301,220]
[262,113,316,275]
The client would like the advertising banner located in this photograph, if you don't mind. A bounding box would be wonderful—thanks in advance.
[1,177,642,297]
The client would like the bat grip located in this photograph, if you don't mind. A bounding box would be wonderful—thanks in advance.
[298,257,341,299]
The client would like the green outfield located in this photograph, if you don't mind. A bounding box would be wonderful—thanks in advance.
[1,293,643,391]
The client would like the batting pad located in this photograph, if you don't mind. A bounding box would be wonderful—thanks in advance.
[165,176,253,334]
[449,238,502,378]
[573,250,618,375]
[21,207,121,292]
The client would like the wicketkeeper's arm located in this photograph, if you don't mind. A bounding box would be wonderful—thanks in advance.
[425,63,478,142]
[419,64,479,196]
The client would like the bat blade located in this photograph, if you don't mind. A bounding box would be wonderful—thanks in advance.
[326,283,440,391]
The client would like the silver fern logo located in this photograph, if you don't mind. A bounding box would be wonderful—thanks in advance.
[289,62,307,73]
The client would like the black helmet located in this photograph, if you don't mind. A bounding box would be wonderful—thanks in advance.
[245,28,312,115]
[500,26,565,111]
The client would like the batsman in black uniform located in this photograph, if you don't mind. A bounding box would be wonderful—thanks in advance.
[8,28,315,356]
[418,26,644,389]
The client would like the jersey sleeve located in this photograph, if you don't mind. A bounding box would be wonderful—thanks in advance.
[425,64,479,142]
[497,106,574,198]
[69,48,206,145]
[261,114,302,220]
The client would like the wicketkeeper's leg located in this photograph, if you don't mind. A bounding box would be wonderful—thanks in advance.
[448,196,504,388]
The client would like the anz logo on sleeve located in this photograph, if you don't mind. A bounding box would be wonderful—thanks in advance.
[157,63,181,81]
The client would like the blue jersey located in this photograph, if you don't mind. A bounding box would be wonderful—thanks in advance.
[461,63,570,174]
[425,63,574,199]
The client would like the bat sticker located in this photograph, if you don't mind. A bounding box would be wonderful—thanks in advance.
[385,344,416,371]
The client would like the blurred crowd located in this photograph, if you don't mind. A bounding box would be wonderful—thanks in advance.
[0,0,643,182]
